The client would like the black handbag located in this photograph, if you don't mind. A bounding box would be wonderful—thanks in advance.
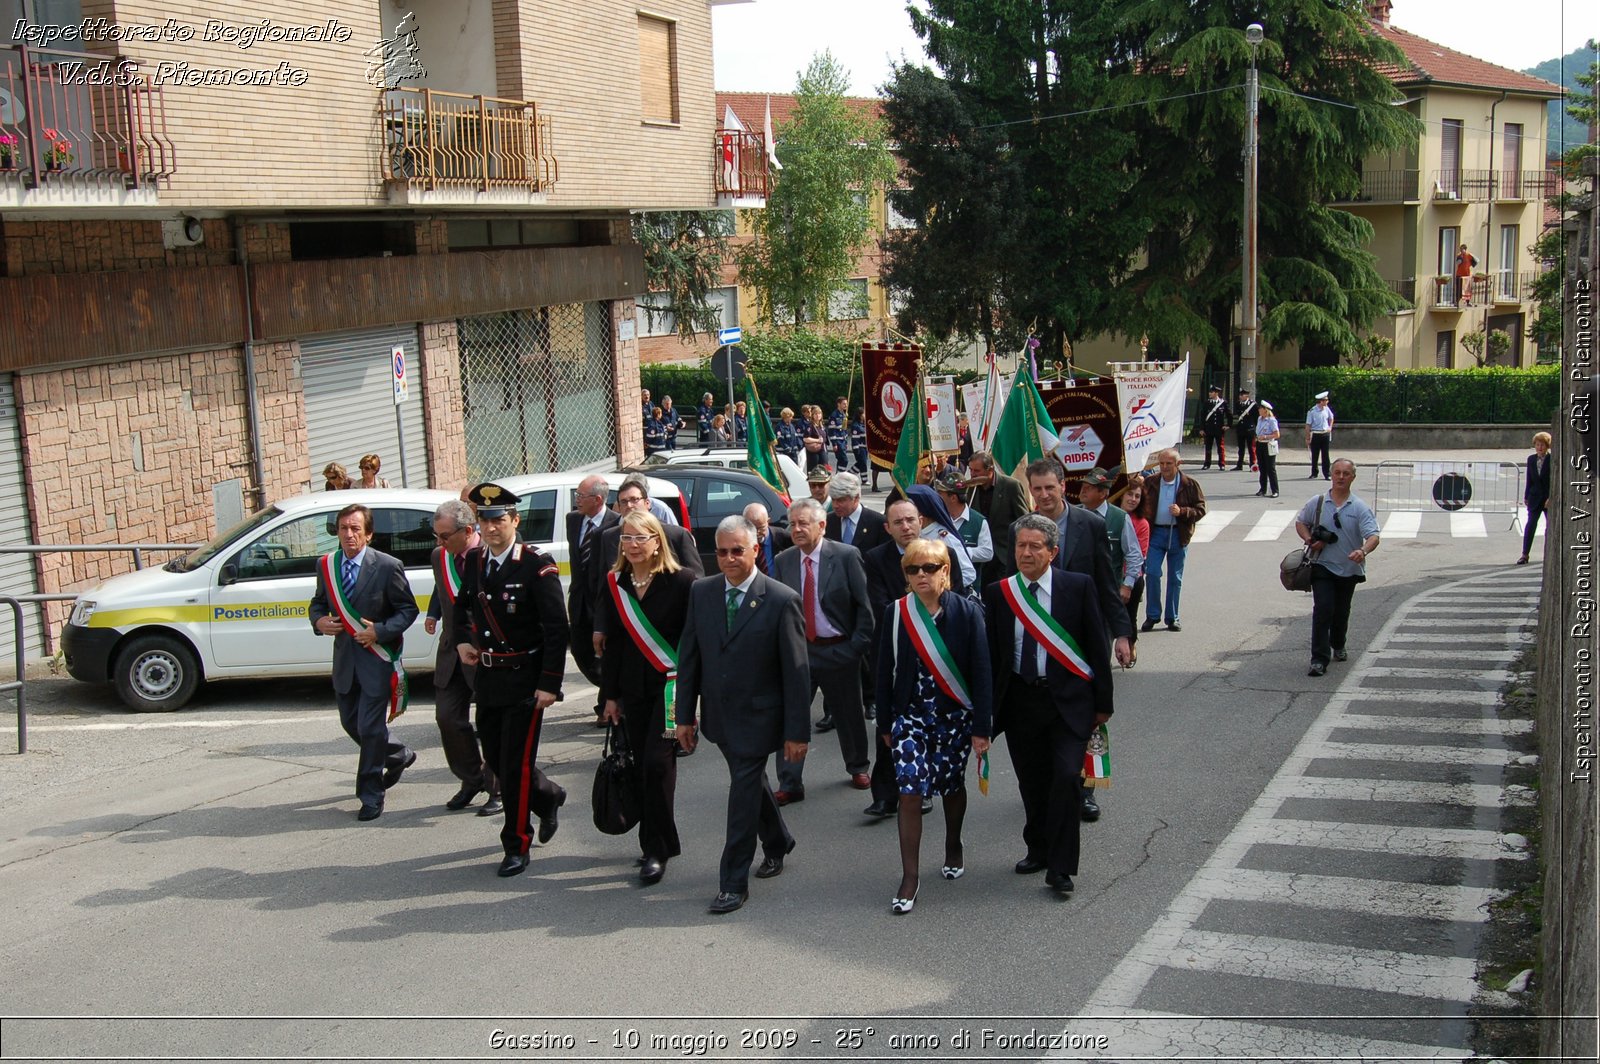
[1279,498,1322,593]
[591,722,641,835]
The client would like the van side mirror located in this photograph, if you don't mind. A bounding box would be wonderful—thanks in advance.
[219,563,238,586]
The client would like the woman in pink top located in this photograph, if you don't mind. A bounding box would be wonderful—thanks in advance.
[1120,479,1150,666]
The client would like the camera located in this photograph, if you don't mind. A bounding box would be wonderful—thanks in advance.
[1310,525,1339,545]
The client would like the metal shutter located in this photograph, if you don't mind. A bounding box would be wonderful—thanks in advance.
[0,375,44,657]
[300,327,431,490]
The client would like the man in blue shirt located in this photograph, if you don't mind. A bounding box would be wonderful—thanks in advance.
[1304,391,1335,480]
[1294,458,1381,676]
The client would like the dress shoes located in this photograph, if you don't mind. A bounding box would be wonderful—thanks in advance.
[1045,870,1075,893]
[478,796,503,817]
[639,857,666,885]
[446,785,482,811]
[1140,619,1157,633]
[864,703,876,721]
[774,788,805,806]
[890,884,920,914]
[1270,492,1280,498]
[708,891,747,914]
[1166,621,1182,632]
[674,740,693,758]
[1308,661,1327,677]
[357,803,383,822]
[1081,792,1101,821]
[755,838,795,879]
[1332,648,1348,662]
[497,852,529,877]
[537,786,566,844]
[1014,854,1048,875]
[1253,490,1267,497]
[381,750,417,790]
[849,773,871,790]
[863,799,895,818]
[1515,555,1530,565]
[814,715,836,733]
[921,797,934,814]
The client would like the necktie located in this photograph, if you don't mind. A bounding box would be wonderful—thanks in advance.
[803,556,819,642]
[341,558,357,595]
[725,587,741,631]
[755,538,769,574]
[488,558,500,579]
[842,516,853,546]
[578,518,592,547]
[1019,581,1041,681]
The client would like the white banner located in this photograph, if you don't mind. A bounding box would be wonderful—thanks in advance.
[961,369,1011,452]
[1119,357,1189,472]
[926,377,960,453]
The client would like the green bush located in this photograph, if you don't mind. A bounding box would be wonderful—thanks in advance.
[1251,367,1560,424]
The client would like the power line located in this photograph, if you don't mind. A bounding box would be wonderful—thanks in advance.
[970,84,1242,130]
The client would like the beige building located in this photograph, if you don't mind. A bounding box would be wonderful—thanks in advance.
[0,0,757,653]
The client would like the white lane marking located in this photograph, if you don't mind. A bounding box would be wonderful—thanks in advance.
[1333,688,1499,704]
[1187,867,1501,922]
[1310,741,1515,766]
[1189,510,1238,543]
[1399,617,1536,628]
[1244,510,1297,541]
[1361,665,1515,682]
[1271,775,1510,809]
[1370,648,1523,661]
[1449,512,1488,538]
[1066,1010,1470,1061]
[1255,819,1526,861]
[1,715,319,734]
[1407,606,1536,616]
[1383,633,1529,644]
[1336,713,1531,736]
[1381,511,1422,538]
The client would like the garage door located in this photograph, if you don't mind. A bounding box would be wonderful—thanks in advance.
[300,327,430,490]
[0,375,44,657]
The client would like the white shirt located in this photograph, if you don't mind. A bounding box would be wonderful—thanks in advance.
[799,543,842,639]
[950,508,995,564]
[920,525,977,588]
[1012,571,1051,675]
[486,543,516,571]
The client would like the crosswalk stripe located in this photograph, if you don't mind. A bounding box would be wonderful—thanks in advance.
[1244,510,1297,541]
[1188,509,1238,542]
[1133,929,1481,1001]
[1333,687,1499,704]
[1381,510,1422,538]
[1369,648,1521,663]
[1361,665,1515,682]
[1336,713,1531,735]
[1271,775,1510,809]
[1186,866,1503,922]
[1256,818,1527,860]
[1449,511,1488,537]
[1399,617,1535,628]
[1065,1010,1470,1061]
[1408,606,1535,616]
[1383,633,1528,644]
[1311,740,1515,765]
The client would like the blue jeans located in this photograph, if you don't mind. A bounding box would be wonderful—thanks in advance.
[1144,525,1187,625]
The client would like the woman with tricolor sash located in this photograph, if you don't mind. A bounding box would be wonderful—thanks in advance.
[872,538,993,915]
[597,511,695,886]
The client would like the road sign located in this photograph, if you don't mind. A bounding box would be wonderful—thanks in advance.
[718,326,743,346]
[391,345,408,404]
[711,343,747,383]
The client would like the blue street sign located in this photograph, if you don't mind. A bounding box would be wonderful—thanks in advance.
[718,326,742,345]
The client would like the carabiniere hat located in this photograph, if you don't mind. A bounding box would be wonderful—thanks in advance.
[1208,383,1221,393]
[467,482,521,518]
[1081,467,1114,489]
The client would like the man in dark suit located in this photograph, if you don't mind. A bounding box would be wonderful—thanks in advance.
[984,513,1114,894]
[309,503,421,822]
[743,502,791,574]
[566,474,620,722]
[966,450,1030,582]
[675,515,811,914]
[424,497,499,816]
[772,498,874,804]
[824,471,889,552]
[1519,432,1552,565]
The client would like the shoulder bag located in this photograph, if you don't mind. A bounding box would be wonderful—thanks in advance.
[1278,497,1322,593]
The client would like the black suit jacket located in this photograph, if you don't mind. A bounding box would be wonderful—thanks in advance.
[592,522,704,636]
[426,544,480,685]
[1039,506,1131,640]
[755,527,792,573]
[566,508,620,618]
[596,566,696,708]
[875,590,994,737]
[983,568,1113,740]
[863,540,967,628]
[826,505,889,553]
[309,548,418,696]
[1525,452,1551,508]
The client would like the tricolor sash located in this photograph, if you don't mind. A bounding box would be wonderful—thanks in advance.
[999,574,1095,682]
[895,594,972,709]
[436,548,463,607]
[607,572,678,734]
[1082,722,1111,788]
[319,552,409,721]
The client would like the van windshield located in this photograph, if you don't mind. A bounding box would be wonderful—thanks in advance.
[165,507,285,573]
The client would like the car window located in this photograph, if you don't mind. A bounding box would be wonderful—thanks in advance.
[230,513,339,582]
[697,477,765,525]
[518,490,558,544]
[371,508,438,568]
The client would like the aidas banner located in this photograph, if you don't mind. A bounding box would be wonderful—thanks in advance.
[863,342,922,472]
[1038,379,1125,504]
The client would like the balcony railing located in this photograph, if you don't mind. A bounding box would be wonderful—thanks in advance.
[1333,169,1419,204]
[0,44,176,189]
[1427,275,1491,310]
[379,86,556,193]
[714,128,768,202]
[1430,168,1556,204]
[1384,277,1417,306]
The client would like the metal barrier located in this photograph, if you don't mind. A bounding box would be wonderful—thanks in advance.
[1370,460,1524,530]
[1,596,25,753]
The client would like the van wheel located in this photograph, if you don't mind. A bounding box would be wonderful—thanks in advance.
[113,635,201,712]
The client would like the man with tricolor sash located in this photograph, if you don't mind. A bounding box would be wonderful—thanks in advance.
[983,514,1114,895]
[309,503,421,823]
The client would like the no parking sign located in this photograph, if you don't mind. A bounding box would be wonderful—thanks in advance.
[392,344,408,405]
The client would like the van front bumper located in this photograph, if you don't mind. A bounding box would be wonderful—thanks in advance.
[62,624,117,682]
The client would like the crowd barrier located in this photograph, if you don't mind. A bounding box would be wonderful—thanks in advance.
[1370,460,1523,530]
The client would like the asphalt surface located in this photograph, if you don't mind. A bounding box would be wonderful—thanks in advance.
[0,445,1545,1061]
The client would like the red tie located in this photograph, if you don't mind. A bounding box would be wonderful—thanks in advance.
[803,555,818,642]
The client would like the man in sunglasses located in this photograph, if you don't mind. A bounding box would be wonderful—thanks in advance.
[675,516,811,915]
[1295,459,1380,677]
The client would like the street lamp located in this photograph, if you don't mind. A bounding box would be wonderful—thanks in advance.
[1241,22,1263,397]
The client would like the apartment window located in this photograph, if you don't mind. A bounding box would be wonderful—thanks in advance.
[1439,119,1463,198]
[1498,224,1519,300]
[827,279,870,321]
[638,13,679,124]
[634,286,737,338]
[1502,123,1523,197]
[886,195,918,230]
[1435,330,1454,368]
[1437,226,1460,279]
[447,218,582,249]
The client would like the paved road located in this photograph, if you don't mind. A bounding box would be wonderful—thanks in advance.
[0,453,1543,1061]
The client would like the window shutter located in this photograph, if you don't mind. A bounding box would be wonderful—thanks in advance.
[638,15,677,123]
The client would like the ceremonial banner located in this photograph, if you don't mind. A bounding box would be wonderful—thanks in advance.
[1039,379,1124,503]
[926,377,959,453]
[863,342,922,472]
[892,375,932,493]
[989,365,1058,482]
[744,375,791,504]
[1119,357,1189,474]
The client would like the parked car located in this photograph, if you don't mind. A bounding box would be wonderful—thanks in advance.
[625,464,791,572]
[62,489,458,712]
[491,470,687,574]
[639,447,808,501]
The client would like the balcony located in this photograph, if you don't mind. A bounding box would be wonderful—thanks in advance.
[1427,275,1491,311]
[379,86,556,206]
[715,128,768,208]
[1332,169,1419,205]
[1384,277,1417,307]
[1430,168,1557,205]
[0,44,176,208]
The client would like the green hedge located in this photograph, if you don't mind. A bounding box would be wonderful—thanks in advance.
[1241,367,1560,424]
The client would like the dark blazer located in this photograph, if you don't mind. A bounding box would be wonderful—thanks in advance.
[1525,451,1551,508]
[674,572,811,758]
[983,568,1113,740]
[565,507,620,618]
[1136,471,1207,547]
[971,472,1031,576]
[1043,506,1131,640]
[773,539,874,669]
[755,527,792,573]
[596,566,696,710]
[592,522,703,635]
[426,544,480,686]
[874,590,994,738]
[452,542,569,703]
[309,547,418,696]
[863,540,967,627]
[826,505,889,553]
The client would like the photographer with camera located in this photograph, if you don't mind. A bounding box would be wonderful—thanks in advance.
[1294,459,1381,677]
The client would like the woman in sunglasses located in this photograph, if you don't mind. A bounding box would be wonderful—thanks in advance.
[596,511,695,885]
[873,538,993,915]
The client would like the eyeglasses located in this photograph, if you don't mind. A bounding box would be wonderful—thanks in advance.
[618,495,647,507]
[619,533,655,544]
[902,563,945,575]
[715,546,749,557]
[433,527,466,542]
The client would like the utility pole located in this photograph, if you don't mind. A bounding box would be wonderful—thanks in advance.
[1241,22,1263,397]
